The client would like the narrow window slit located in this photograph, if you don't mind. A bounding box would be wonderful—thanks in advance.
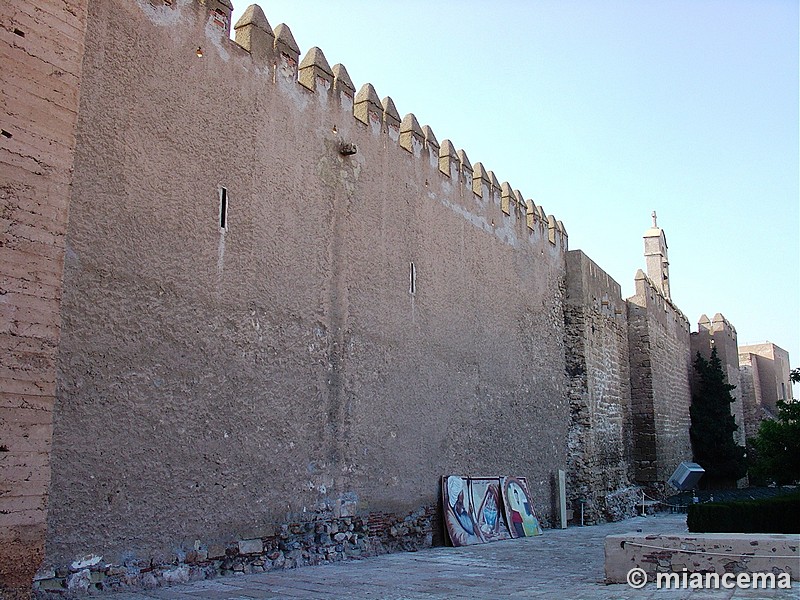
[409,262,416,295]
[13,29,25,38]
[219,187,228,230]
[1,130,12,139]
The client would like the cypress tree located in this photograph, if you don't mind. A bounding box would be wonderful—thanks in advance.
[689,347,747,485]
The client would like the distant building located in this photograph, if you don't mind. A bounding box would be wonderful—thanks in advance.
[738,343,794,438]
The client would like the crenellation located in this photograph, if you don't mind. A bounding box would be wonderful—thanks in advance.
[199,0,233,36]
[298,46,334,93]
[513,189,525,218]
[500,182,513,216]
[487,170,501,199]
[331,63,355,111]
[399,113,424,155]
[354,83,382,129]
[547,215,557,244]
[438,139,458,178]
[712,312,736,335]
[381,96,401,141]
[536,205,547,225]
[273,23,300,77]
[233,5,274,67]
[422,124,439,168]
[456,149,473,190]
[472,162,491,198]
[525,199,537,231]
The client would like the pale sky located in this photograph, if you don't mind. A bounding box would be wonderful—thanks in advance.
[228,1,799,384]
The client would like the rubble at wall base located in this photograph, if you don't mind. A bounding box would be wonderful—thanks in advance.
[33,507,435,598]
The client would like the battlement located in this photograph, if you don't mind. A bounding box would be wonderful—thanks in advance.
[144,1,568,252]
[630,269,690,332]
[696,313,737,336]
[566,250,626,319]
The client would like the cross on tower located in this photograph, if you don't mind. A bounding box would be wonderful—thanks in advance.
[652,211,658,228]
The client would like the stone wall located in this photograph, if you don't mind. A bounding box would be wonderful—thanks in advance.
[0,1,88,596]
[627,270,692,483]
[564,251,635,523]
[738,343,793,442]
[738,354,765,441]
[44,0,569,574]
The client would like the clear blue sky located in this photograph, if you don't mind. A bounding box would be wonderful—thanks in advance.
[229,1,799,383]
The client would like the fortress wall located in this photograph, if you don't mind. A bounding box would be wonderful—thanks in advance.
[564,251,634,523]
[627,271,692,483]
[45,0,568,568]
[738,354,763,441]
[0,0,89,594]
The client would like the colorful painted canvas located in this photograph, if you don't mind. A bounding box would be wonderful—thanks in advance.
[469,477,512,542]
[442,475,483,546]
[501,476,543,538]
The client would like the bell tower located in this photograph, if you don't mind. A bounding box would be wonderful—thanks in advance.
[643,211,671,300]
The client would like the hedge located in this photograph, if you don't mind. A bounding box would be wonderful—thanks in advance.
[687,491,800,533]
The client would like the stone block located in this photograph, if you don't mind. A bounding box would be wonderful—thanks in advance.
[238,538,264,555]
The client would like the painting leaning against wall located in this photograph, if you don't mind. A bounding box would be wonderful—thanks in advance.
[470,477,512,542]
[442,475,541,546]
[502,476,543,538]
[443,476,483,546]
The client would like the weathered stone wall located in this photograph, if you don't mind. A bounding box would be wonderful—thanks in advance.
[738,353,764,440]
[564,251,635,523]
[44,0,568,574]
[627,270,692,483]
[690,314,744,444]
[738,343,793,440]
[739,343,793,411]
[0,0,88,596]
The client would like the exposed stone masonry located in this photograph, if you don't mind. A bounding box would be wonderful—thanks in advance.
[34,507,434,597]
[564,251,635,524]
[627,270,692,483]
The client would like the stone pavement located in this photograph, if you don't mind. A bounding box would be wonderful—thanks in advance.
[104,514,797,600]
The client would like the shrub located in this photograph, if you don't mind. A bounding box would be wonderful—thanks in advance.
[687,492,800,533]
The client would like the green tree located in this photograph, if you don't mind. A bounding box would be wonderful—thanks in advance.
[689,348,747,485]
[748,387,800,486]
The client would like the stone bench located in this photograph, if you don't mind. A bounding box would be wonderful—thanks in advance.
[605,532,799,583]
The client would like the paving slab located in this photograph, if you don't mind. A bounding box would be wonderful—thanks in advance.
[104,514,797,599]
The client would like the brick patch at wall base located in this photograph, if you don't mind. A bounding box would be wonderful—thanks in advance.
[33,506,435,598]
